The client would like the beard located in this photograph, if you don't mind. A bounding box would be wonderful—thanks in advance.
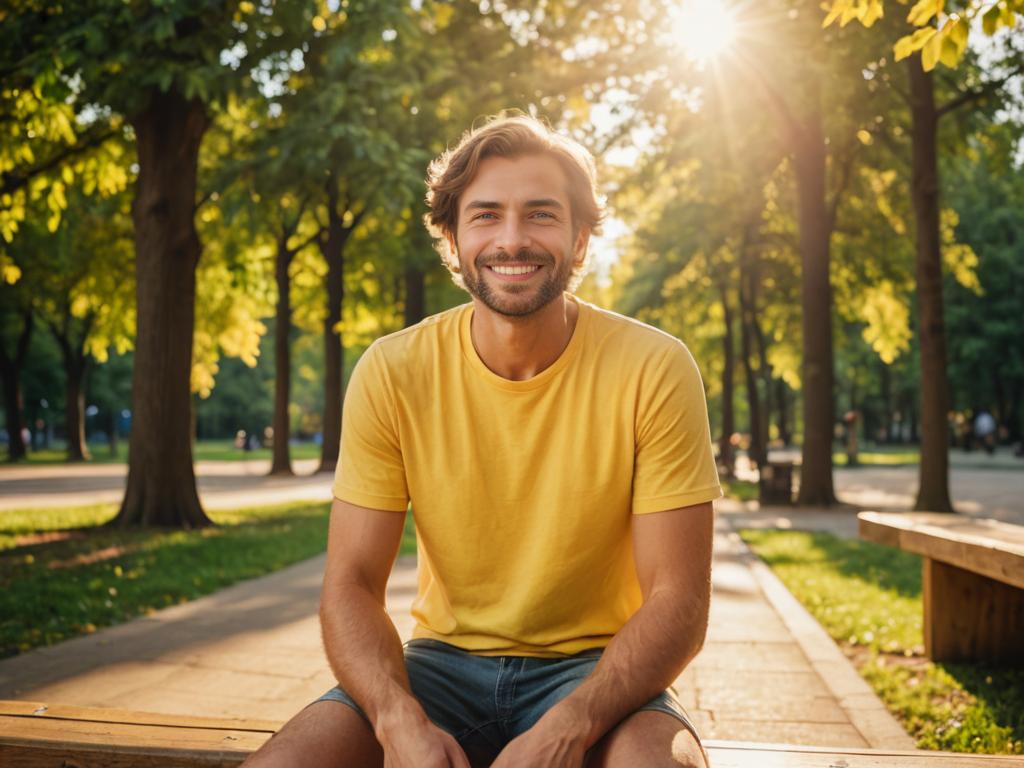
[461,247,573,318]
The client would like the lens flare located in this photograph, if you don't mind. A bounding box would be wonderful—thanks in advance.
[671,0,738,63]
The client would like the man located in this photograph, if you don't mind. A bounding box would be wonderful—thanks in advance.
[244,114,721,767]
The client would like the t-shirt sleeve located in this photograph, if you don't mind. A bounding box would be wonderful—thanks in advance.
[331,342,409,512]
[632,341,723,514]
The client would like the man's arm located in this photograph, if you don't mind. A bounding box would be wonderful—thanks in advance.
[319,497,469,767]
[491,500,714,765]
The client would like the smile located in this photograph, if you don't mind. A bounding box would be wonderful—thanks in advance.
[489,265,541,276]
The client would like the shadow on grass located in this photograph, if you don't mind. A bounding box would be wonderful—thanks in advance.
[0,501,336,659]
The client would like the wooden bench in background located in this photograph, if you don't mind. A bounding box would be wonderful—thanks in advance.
[859,511,1024,663]
[3,700,1023,767]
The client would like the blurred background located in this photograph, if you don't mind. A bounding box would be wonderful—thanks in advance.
[1,0,1022,524]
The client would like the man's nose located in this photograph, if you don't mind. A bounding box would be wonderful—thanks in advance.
[494,217,531,253]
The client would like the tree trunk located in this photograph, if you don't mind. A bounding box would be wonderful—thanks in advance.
[908,55,954,513]
[318,180,348,475]
[0,311,32,461]
[738,246,765,469]
[108,407,118,458]
[404,265,426,328]
[880,360,892,443]
[792,108,837,506]
[270,235,294,476]
[112,88,211,529]
[775,378,792,446]
[752,281,773,455]
[62,350,91,462]
[718,283,736,477]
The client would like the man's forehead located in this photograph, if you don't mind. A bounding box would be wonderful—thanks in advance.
[460,154,571,210]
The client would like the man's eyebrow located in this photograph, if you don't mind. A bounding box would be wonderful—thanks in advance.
[462,198,566,211]
[464,200,503,211]
[525,198,565,209]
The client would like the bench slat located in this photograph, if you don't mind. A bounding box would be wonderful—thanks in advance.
[859,512,1024,590]
[3,702,1021,767]
[0,716,268,767]
[0,700,283,733]
[704,741,1024,767]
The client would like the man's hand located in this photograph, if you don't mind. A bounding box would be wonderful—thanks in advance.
[490,706,589,768]
[377,706,470,768]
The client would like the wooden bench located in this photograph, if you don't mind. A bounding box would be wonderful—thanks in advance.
[858,511,1024,663]
[2,700,1022,767]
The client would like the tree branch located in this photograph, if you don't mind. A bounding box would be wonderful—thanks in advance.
[0,125,116,199]
[937,63,1024,119]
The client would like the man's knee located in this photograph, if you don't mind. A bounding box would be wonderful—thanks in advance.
[586,710,707,768]
[241,700,382,768]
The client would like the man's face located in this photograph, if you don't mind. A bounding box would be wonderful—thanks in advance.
[452,153,589,318]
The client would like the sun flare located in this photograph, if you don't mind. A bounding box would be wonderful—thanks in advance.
[671,0,737,63]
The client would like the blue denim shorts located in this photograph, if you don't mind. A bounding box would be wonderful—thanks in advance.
[315,638,700,765]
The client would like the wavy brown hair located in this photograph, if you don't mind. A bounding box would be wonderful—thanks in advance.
[424,113,605,289]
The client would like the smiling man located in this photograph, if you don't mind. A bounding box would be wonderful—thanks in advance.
[243,114,722,768]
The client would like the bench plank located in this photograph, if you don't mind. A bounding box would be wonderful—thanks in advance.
[859,512,1024,590]
[2,702,1021,767]
[859,512,1024,662]
[0,700,283,733]
[703,741,1024,767]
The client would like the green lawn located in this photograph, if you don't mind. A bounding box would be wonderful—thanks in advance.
[1,502,417,659]
[6,440,324,465]
[740,529,1024,755]
[721,478,759,502]
[833,449,920,466]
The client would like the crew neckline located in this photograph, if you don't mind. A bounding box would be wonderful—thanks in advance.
[459,294,589,391]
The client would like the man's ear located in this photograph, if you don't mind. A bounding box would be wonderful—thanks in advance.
[573,227,591,266]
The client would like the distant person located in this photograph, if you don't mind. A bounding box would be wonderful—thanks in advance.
[973,409,996,455]
[243,114,720,767]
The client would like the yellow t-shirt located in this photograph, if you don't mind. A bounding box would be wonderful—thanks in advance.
[333,296,722,657]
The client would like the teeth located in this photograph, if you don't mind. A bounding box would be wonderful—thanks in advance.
[491,265,539,275]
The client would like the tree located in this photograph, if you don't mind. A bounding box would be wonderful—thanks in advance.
[0,284,32,461]
[4,189,135,461]
[824,0,1024,510]
[5,0,327,526]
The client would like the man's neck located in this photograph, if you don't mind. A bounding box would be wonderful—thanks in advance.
[469,294,579,381]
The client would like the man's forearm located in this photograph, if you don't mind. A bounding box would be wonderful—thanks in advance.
[552,587,708,748]
[320,584,427,737]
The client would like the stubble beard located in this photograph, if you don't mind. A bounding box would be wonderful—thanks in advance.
[461,248,573,318]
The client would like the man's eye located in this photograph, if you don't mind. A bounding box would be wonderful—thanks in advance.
[532,211,555,219]
[474,212,497,220]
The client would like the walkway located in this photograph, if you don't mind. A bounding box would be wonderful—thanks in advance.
[0,505,913,749]
[0,459,328,511]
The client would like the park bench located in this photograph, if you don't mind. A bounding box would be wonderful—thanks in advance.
[2,700,1023,767]
[858,511,1024,663]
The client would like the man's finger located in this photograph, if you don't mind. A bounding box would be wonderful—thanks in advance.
[445,736,471,768]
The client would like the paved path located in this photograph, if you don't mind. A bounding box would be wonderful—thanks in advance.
[0,505,912,749]
[0,459,330,511]
[2,455,1021,520]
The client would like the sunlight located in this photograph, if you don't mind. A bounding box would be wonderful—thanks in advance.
[670,0,737,64]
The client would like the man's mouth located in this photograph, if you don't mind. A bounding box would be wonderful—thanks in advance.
[488,264,542,276]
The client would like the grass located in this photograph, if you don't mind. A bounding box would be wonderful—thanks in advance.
[721,478,759,502]
[740,528,1024,755]
[1,502,418,659]
[833,449,921,466]
[5,440,324,465]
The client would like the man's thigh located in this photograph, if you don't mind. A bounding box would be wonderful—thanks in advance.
[586,710,707,768]
[240,700,382,768]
